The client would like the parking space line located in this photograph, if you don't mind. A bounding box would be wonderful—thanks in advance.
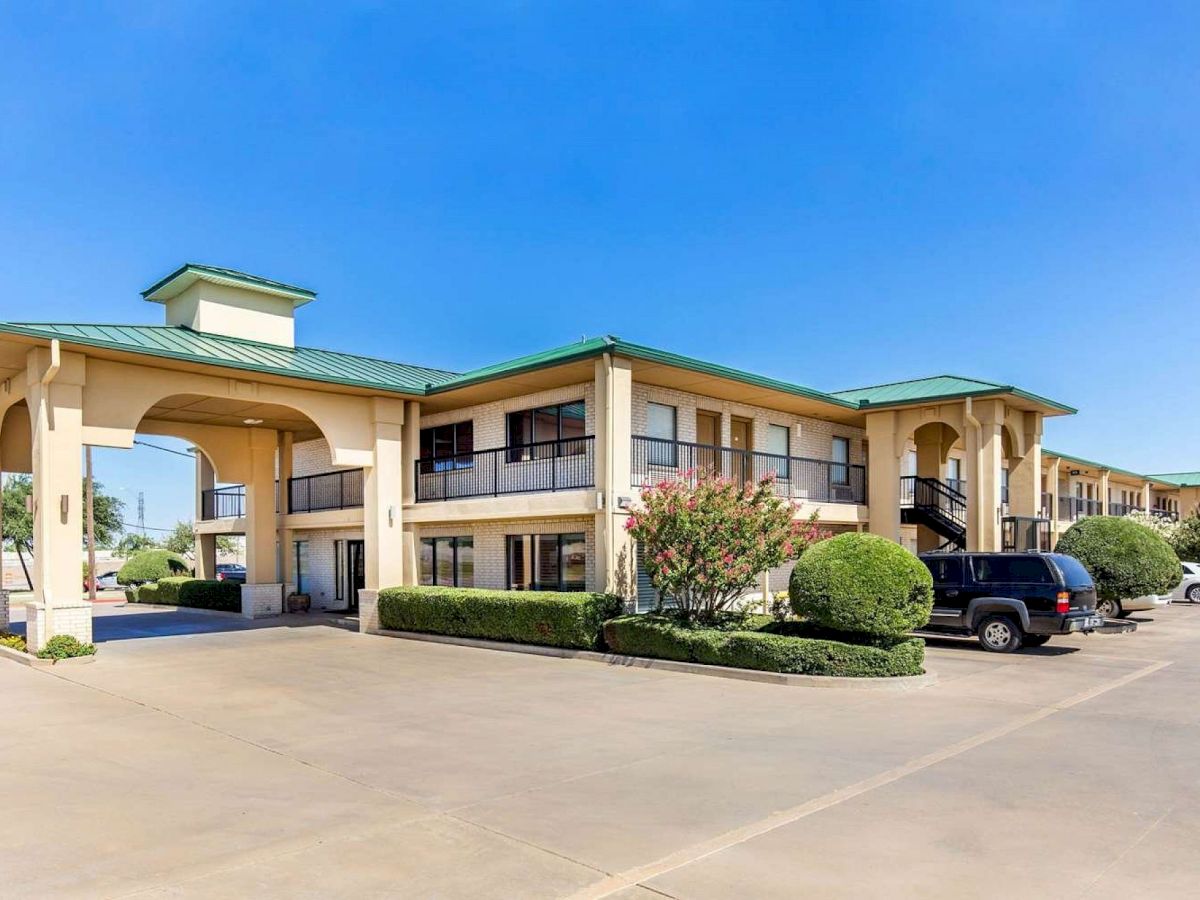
[567,659,1171,900]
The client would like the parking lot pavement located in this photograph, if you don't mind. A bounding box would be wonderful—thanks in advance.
[2,603,1199,898]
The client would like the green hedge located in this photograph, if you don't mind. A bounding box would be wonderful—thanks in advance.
[1056,516,1181,602]
[117,550,189,585]
[377,586,623,650]
[133,577,241,612]
[603,615,925,677]
[790,533,933,637]
[37,634,96,660]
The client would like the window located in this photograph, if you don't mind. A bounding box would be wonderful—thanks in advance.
[506,401,586,461]
[645,402,678,466]
[947,458,962,490]
[972,555,1053,584]
[419,536,474,587]
[924,556,962,586]
[507,532,586,591]
[1001,467,1010,505]
[903,448,917,478]
[832,437,851,486]
[767,424,790,479]
[293,540,309,593]
[420,421,473,473]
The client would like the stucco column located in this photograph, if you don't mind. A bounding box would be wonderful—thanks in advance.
[194,450,216,580]
[969,399,1004,552]
[1048,456,1062,546]
[244,427,279,584]
[913,423,949,552]
[277,431,294,589]
[865,410,902,543]
[1099,469,1111,516]
[596,356,635,603]
[1007,411,1042,520]
[1142,482,1152,513]
[25,345,90,650]
[363,397,405,593]
[399,400,421,586]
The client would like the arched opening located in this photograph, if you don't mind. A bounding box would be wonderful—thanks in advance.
[902,420,967,553]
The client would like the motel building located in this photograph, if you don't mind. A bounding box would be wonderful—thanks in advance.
[0,263,1197,651]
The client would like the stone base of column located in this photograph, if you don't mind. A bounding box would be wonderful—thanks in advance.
[0,589,9,630]
[240,583,283,619]
[357,589,379,634]
[25,600,93,652]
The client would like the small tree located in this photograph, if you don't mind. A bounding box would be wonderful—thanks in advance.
[625,471,827,624]
[163,521,197,558]
[1170,511,1200,563]
[1056,517,1180,606]
[116,533,158,557]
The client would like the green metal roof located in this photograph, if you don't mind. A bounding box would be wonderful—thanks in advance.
[141,263,317,304]
[1042,448,1150,481]
[830,374,1076,413]
[428,335,859,407]
[0,322,459,394]
[1146,472,1200,487]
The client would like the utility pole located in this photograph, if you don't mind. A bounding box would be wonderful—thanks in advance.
[137,491,145,537]
[86,447,96,602]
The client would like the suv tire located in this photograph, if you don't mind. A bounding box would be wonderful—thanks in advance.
[1096,597,1122,619]
[977,614,1024,653]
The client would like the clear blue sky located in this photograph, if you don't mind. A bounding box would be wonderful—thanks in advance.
[2,3,1198,530]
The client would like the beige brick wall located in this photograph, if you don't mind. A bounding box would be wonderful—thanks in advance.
[417,517,596,591]
[421,382,596,450]
[292,438,334,479]
[291,527,364,610]
[631,383,865,464]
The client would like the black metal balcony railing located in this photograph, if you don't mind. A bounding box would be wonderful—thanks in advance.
[414,436,595,502]
[948,478,967,496]
[289,469,364,513]
[1108,502,1143,517]
[1059,496,1103,521]
[1151,508,1179,522]
[1041,491,1052,516]
[201,485,245,520]
[630,436,866,505]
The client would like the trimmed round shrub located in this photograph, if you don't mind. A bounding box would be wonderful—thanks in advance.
[1055,516,1181,602]
[117,549,189,585]
[789,533,933,637]
[36,634,96,660]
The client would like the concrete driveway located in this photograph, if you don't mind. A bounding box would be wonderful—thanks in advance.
[3,603,1199,898]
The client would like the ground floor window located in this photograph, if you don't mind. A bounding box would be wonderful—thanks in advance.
[506,532,585,591]
[294,540,309,593]
[420,536,474,587]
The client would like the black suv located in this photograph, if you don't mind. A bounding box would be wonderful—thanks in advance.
[918,552,1103,652]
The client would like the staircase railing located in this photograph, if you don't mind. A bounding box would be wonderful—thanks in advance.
[900,474,968,543]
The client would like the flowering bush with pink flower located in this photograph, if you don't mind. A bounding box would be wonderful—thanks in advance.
[625,470,828,623]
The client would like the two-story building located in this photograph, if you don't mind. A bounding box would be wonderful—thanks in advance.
[0,264,1194,650]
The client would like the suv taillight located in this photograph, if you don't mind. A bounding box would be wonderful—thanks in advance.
[1056,591,1070,614]
[216,572,225,581]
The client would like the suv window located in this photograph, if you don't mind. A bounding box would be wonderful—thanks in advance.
[924,556,963,586]
[972,555,1054,584]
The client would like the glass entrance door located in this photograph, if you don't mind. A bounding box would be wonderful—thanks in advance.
[346,540,365,612]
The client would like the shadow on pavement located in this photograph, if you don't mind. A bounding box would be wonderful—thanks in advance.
[4,609,358,644]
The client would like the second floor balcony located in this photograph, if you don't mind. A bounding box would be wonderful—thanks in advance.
[200,468,365,520]
[414,435,595,502]
[630,435,866,505]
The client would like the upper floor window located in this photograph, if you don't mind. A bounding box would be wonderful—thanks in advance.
[420,421,473,473]
[506,401,586,461]
[767,424,790,479]
[832,437,851,485]
[645,402,677,466]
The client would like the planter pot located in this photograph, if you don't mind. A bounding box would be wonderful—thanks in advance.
[286,592,312,614]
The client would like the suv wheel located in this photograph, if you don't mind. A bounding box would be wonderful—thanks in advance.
[1187,584,1200,603]
[1096,597,1122,619]
[977,615,1023,653]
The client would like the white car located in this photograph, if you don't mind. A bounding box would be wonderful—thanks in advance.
[1106,592,1171,618]
[1166,562,1200,603]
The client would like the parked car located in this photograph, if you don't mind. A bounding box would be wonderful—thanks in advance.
[1167,562,1200,603]
[919,551,1103,653]
[84,570,120,591]
[215,564,246,584]
[1102,592,1170,619]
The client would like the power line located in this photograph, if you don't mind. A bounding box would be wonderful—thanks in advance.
[133,439,196,460]
[120,522,176,533]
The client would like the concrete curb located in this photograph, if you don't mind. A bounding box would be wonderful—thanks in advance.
[375,629,936,690]
[0,642,97,669]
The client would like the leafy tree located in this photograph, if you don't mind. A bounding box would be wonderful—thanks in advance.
[115,533,158,557]
[2,474,125,586]
[625,470,828,624]
[163,521,197,558]
[1169,511,1200,563]
[1056,516,1180,607]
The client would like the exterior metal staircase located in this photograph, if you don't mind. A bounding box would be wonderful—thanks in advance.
[900,476,967,551]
